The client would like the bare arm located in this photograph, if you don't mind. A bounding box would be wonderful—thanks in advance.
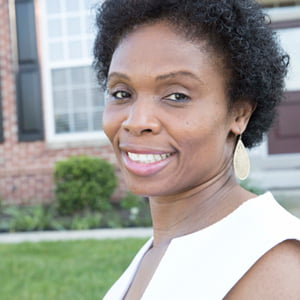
[225,239,300,300]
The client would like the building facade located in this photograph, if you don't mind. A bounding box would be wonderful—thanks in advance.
[0,0,120,204]
[0,0,299,205]
[249,2,300,212]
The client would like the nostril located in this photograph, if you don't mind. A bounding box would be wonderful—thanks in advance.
[142,129,152,133]
[121,114,160,136]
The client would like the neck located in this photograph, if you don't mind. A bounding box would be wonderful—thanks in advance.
[149,167,254,248]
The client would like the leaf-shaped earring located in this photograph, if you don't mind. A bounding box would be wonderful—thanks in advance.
[233,135,250,180]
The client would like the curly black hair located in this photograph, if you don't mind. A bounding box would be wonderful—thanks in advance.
[93,0,289,148]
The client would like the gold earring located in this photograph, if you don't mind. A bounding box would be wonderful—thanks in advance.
[233,135,250,180]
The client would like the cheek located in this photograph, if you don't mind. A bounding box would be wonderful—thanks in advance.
[102,108,120,142]
[176,113,230,151]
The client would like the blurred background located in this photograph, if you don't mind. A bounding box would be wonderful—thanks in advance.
[244,1,300,217]
[0,0,299,226]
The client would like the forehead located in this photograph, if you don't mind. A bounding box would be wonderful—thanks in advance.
[109,21,222,78]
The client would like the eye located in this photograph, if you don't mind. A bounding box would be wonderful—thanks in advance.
[112,90,131,100]
[165,93,190,102]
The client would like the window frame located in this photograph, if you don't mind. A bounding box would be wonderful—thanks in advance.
[38,0,108,147]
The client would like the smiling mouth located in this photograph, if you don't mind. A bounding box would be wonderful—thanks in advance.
[127,152,172,164]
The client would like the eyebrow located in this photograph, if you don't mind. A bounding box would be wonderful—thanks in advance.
[155,71,203,84]
[107,70,203,84]
[107,72,131,83]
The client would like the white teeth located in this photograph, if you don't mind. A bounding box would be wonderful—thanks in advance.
[127,152,171,163]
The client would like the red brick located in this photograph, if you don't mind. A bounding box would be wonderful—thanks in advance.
[0,2,125,205]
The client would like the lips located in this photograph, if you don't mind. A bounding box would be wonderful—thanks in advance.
[120,149,175,176]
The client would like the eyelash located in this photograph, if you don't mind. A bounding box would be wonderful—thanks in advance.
[164,93,190,102]
[111,90,131,100]
[109,91,190,104]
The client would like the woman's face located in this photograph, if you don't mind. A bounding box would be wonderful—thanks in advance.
[103,22,239,196]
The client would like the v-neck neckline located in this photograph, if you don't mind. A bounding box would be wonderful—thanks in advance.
[125,193,270,299]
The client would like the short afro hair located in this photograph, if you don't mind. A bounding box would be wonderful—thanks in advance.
[93,0,289,148]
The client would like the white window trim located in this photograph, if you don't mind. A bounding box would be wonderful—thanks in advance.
[39,0,108,148]
[265,5,300,22]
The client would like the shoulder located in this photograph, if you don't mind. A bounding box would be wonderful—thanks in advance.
[225,239,300,300]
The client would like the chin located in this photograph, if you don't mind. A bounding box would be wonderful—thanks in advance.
[126,182,176,198]
[126,186,156,197]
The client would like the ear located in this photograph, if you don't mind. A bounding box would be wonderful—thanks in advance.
[230,100,256,135]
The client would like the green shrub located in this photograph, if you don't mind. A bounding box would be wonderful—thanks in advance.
[54,155,117,215]
[100,210,124,228]
[240,179,266,195]
[120,193,152,227]
[70,212,103,230]
[4,205,55,232]
[120,192,144,209]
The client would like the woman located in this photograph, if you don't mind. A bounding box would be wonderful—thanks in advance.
[94,0,300,299]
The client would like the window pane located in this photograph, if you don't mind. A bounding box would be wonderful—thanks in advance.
[49,43,64,61]
[70,67,85,84]
[66,17,81,36]
[85,15,94,34]
[86,38,94,57]
[46,0,61,15]
[84,0,96,10]
[55,114,70,133]
[74,112,88,131]
[48,19,62,38]
[53,90,69,112]
[65,0,80,12]
[86,66,98,85]
[93,111,102,130]
[72,89,87,109]
[52,69,68,86]
[92,88,105,107]
[68,41,82,59]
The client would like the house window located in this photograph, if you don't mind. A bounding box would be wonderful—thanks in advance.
[39,0,105,144]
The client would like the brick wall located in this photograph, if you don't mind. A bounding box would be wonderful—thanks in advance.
[0,0,123,205]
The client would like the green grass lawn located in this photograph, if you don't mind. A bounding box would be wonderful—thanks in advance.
[0,238,147,300]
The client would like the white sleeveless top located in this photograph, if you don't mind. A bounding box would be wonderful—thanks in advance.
[103,192,300,300]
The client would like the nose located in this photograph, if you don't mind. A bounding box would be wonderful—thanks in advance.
[122,100,161,136]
